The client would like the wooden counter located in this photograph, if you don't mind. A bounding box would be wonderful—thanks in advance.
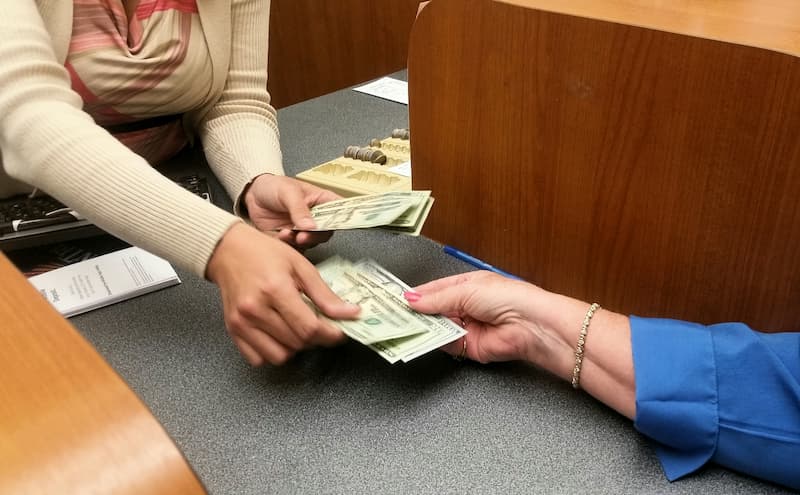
[0,254,205,494]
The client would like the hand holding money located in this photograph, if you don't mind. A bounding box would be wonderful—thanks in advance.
[301,191,435,236]
[312,256,465,363]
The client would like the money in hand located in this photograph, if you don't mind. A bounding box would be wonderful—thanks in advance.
[315,256,466,363]
[305,191,434,236]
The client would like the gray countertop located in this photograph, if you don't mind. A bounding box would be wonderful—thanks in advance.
[71,73,791,495]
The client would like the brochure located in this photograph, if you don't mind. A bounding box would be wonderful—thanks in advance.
[27,246,180,317]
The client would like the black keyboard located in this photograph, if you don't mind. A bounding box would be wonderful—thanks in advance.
[0,195,67,226]
[0,175,212,251]
[175,174,212,202]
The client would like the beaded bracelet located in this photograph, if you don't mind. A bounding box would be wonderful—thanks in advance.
[571,302,601,390]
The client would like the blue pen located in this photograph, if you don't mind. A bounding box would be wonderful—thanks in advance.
[443,245,524,280]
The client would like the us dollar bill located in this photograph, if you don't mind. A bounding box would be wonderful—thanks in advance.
[371,191,431,228]
[316,256,466,363]
[309,200,415,231]
[353,259,465,361]
[305,191,433,234]
[379,197,434,236]
[316,259,428,343]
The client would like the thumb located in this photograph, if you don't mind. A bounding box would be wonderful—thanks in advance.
[296,263,361,319]
[282,187,317,231]
[403,286,467,316]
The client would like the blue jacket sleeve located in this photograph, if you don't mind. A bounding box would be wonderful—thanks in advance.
[629,316,800,490]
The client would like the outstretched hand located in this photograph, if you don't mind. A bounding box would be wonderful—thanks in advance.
[243,174,339,250]
[405,271,634,416]
[404,271,551,364]
[207,223,360,366]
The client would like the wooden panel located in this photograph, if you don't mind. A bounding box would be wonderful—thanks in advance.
[0,254,206,494]
[409,0,800,330]
[268,0,421,108]
[498,0,800,58]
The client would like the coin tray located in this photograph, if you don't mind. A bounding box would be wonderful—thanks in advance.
[296,136,411,197]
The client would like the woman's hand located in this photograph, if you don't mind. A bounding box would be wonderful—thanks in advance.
[404,271,568,364]
[405,271,579,377]
[405,270,636,417]
[242,174,339,250]
[206,223,360,366]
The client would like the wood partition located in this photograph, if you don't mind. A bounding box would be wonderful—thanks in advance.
[408,0,800,330]
[268,0,421,108]
[0,254,206,494]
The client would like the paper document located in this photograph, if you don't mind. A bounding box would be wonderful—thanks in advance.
[387,160,412,178]
[353,77,409,105]
[28,246,180,317]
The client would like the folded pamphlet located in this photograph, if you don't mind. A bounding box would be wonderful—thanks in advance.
[27,246,180,317]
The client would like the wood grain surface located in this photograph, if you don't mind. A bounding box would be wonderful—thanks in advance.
[409,0,800,330]
[0,254,206,494]
[268,0,421,108]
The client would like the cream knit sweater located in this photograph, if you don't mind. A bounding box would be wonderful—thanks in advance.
[0,0,283,277]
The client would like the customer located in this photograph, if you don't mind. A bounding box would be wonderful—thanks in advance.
[0,1,360,366]
[404,271,799,490]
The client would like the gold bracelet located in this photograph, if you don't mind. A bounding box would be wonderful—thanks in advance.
[571,303,601,390]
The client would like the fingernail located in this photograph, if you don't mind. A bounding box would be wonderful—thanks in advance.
[403,291,421,302]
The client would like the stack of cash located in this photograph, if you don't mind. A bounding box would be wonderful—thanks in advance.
[306,191,434,236]
[314,256,466,363]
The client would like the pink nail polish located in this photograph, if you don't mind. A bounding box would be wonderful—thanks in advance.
[403,291,421,302]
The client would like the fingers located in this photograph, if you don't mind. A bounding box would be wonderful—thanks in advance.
[232,295,307,349]
[296,261,361,320]
[236,270,351,346]
[227,295,346,366]
[252,175,319,230]
[275,228,297,244]
[280,184,317,231]
[403,282,475,315]
[212,227,351,366]
[307,185,340,204]
[440,338,464,356]
[294,230,333,247]
[274,226,333,249]
[235,324,296,365]
[279,180,340,231]
[440,334,473,362]
[232,336,265,366]
[246,177,341,248]
[264,289,348,348]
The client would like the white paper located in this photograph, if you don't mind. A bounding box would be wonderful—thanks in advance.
[28,246,180,317]
[387,160,412,178]
[353,77,409,105]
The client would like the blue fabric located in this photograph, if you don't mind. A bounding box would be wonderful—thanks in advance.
[630,316,800,490]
